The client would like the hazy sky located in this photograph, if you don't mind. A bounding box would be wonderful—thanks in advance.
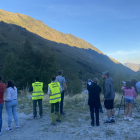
[1,0,140,64]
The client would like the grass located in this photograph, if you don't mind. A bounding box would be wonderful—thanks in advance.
[17,90,140,116]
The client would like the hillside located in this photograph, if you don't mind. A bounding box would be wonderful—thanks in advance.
[124,62,140,72]
[0,9,136,91]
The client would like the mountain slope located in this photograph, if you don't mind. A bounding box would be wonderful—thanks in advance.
[124,62,140,72]
[0,9,136,81]
[0,9,103,54]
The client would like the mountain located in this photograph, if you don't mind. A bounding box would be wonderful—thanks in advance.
[124,62,140,72]
[0,9,136,82]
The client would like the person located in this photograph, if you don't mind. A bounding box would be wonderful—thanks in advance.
[56,70,68,115]
[87,78,101,126]
[30,76,44,119]
[87,78,103,113]
[121,81,137,121]
[5,80,19,131]
[0,76,6,135]
[48,76,62,126]
[102,71,115,123]
[131,79,140,93]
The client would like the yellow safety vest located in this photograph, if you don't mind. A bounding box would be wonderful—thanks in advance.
[49,82,61,103]
[32,82,44,100]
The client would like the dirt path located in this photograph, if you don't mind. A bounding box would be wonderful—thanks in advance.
[1,104,140,140]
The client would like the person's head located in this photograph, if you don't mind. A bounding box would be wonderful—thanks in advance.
[58,70,63,76]
[131,79,138,87]
[93,78,99,85]
[102,71,109,80]
[125,81,132,89]
[35,76,39,82]
[7,80,14,89]
[51,76,56,82]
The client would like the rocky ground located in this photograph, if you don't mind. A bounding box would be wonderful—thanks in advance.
[1,99,140,140]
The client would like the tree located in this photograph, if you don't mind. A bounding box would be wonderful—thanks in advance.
[1,53,15,82]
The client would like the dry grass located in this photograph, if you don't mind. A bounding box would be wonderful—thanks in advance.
[17,91,140,112]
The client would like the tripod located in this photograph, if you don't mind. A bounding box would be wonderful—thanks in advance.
[117,92,140,117]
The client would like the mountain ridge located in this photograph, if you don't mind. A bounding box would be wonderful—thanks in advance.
[124,62,140,72]
[0,9,104,54]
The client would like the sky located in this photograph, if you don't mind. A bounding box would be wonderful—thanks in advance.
[1,0,140,64]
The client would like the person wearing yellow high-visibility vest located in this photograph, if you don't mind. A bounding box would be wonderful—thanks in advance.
[48,76,62,126]
[30,76,44,119]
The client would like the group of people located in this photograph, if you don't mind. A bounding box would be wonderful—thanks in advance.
[0,77,19,135]
[29,70,68,126]
[0,70,68,135]
[0,70,140,135]
[87,71,140,127]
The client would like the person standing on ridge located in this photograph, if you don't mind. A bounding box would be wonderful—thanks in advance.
[87,78,103,113]
[56,70,68,115]
[102,71,115,123]
[87,78,101,126]
[30,76,44,119]
[0,76,6,135]
[5,80,19,131]
[48,76,62,126]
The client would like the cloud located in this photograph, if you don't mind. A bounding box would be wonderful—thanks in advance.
[107,50,140,56]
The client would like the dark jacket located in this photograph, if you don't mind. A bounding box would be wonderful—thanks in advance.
[103,77,115,100]
[87,83,101,107]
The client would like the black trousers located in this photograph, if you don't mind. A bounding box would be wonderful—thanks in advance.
[89,105,99,125]
[33,99,42,118]
[51,102,59,113]
[60,90,64,113]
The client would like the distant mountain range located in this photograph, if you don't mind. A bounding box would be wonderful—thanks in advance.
[124,63,140,72]
[0,9,135,81]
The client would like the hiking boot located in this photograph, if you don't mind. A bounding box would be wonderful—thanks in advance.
[51,123,56,126]
[129,117,134,121]
[124,116,128,121]
[16,125,19,131]
[104,120,112,123]
[56,119,61,123]
[40,116,43,119]
[32,116,37,119]
[60,112,65,115]
[6,127,12,132]
[111,118,115,123]
[96,123,100,126]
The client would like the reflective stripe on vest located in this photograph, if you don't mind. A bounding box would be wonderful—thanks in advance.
[32,82,44,100]
[49,82,61,103]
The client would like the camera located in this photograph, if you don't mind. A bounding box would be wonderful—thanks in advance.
[122,81,126,84]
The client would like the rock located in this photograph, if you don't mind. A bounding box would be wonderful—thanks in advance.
[77,118,82,122]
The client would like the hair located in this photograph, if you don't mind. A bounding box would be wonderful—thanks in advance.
[58,70,62,75]
[51,76,56,81]
[0,75,1,81]
[7,80,15,89]
[35,76,39,81]
[131,79,138,87]
[93,78,99,85]
[105,72,109,77]
[125,81,132,89]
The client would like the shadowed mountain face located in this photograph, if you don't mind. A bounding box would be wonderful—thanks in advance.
[124,63,140,72]
[0,9,135,79]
